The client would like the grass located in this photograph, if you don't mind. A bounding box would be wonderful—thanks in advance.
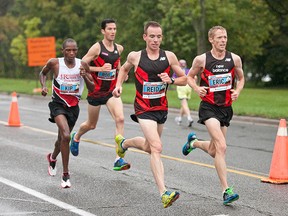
[0,78,287,119]
[232,88,288,119]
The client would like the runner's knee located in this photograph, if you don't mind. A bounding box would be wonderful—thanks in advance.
[115,115,124,125]
[82,121,97,130]
[61,133,70,144]
[150,141,163,153]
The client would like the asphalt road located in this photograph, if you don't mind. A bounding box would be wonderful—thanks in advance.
[0,93,287,216]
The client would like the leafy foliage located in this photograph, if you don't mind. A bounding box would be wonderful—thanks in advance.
[0,0,287,86]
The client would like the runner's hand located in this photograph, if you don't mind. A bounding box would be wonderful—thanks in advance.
[196,86,209,97]
[112,87,122,98]
[101,63,112,71]
[41,87,48,96]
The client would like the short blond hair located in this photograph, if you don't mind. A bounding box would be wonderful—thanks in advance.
[208,26,226,39]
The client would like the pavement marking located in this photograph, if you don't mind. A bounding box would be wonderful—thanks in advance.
[20,107,48,113]
[81,139,268,180]
[0,120,268,180]
[0,176,97,216]
[212,215,229,216]
[160,154,268,179]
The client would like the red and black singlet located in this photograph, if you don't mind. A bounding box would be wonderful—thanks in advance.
[200,51,235,106]
[134,49,170,115]
[88,41,120,98]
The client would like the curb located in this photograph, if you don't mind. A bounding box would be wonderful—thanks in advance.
[124,104,281,126]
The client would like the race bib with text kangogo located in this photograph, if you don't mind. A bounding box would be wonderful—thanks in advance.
[59,82,80,95]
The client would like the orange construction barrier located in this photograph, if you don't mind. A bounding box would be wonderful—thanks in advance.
[261,119,288,184]
[7,92,22,127]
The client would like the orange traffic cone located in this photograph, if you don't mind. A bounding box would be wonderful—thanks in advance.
[261,119,288,184]
[6,92,22,127]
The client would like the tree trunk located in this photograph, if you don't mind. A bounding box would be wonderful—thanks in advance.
[193,0,206,55]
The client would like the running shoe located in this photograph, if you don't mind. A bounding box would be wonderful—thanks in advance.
[175,117,182,125]
[161,190,180,208]
[113,158,131,171]
[223,187,239,205]
[182,132,197,156]
[187,118,194,127]
[61,173,71,188]
[115,134,127,158]
[47,153,57,176]
[70,131,79,156]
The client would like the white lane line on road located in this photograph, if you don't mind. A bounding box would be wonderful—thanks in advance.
[23,125,58,135]
[20,107,48,113]
[0,176,97,216]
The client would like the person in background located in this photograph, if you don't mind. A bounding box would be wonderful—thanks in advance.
[174,59,195,127]
[112,21,187,208]
[182,26,245,205]
[69,19,131,171]
[40,38,94,188]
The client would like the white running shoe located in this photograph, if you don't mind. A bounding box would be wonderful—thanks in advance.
[187,118,194,127]
[175,117,182,125]
[47,153,57,176]
[61,174,71,188]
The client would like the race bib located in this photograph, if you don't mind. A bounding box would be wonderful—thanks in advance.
[98,69,116,80]
[59,82,80,95]
[208,73,232,92]
[142,81,167,99]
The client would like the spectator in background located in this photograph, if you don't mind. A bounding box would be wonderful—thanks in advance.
[174,59,195,127]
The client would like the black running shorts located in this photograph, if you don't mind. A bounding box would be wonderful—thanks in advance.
[86,93,113,106]
[130,110,168,124]
[198,101,233,127]
[48,101,79,128]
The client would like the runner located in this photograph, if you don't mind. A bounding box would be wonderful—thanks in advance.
[112,21,187,208]
[182,26,245,204]
[40,38,94,188]
[69,19,130,171]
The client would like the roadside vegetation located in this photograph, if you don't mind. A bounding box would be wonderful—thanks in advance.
[0,78,287,120]
[1,1,288,86]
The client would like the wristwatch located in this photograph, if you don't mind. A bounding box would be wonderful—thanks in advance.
[170,77,175,84]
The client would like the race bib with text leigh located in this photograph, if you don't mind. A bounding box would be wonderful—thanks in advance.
[98,69,116,80]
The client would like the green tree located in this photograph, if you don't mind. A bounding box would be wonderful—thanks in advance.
[0,0,14,16]
[83,0,164,61]
[0,15,19,77]
[159,0,277,67]
[81,0,164,82]
[0,0,287,86]
[10,17,41,65]
[252,0,288,86]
